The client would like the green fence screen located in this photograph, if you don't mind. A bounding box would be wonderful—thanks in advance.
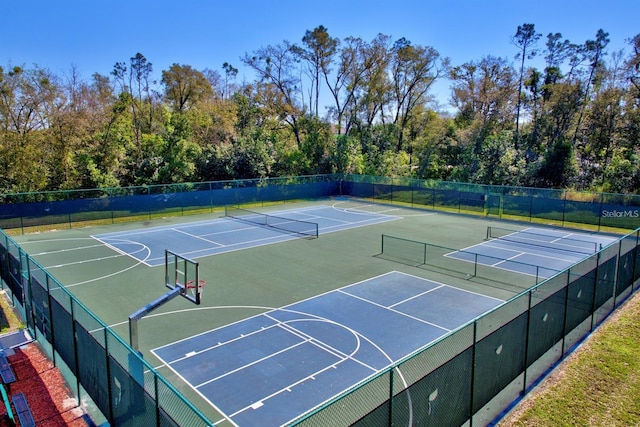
[0,175,639,426]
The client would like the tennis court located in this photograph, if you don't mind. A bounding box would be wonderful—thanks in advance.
[10,198,622,426]
[447,227,617,278]
[92,204,399,266]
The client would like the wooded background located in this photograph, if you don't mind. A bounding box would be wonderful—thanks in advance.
[1,24,639,194]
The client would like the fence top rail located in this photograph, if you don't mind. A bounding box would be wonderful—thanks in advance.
[2,174,640,203]
[0,174,340,200]
[343,174,640,202]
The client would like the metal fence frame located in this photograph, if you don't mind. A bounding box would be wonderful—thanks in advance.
[0,174,639,426]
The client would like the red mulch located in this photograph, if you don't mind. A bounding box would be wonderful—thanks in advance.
[0,343,87,426]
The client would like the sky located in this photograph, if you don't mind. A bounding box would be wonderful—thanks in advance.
[2,0,639,110]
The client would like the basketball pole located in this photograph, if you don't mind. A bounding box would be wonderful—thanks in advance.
[128,286,183,352]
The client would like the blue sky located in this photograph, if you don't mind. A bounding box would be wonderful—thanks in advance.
[2,0,638,109]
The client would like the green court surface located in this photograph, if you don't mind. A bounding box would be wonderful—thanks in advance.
[11,198,619,425]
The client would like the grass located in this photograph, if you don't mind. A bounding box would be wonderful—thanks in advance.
[499,291,640,426]
[0,290,25,333]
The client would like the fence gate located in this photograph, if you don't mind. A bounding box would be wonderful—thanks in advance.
[487,194,503,217]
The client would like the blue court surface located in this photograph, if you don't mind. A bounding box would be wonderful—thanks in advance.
[152,271,503,427]
[92,205,398,266]
[447,227,617,278]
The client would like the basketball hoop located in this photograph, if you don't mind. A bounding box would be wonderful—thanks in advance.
[185,279,205,289]
[185,279,205,298]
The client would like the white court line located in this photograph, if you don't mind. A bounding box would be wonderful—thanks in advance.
[149,303,395,427]
[29,243,106,256]
[228,356,362,421]
[269,316,377,372]
[195,339,311,388]
[389,285,444,308]
[339,289,450,332]
[491,251,527,267]
[42,253,129,269]
[110,207,399,265]
[143,230,300,265]
[171,228,224,247]
[226,318,375,421]
[148,272,466,426]
[164,322,284,365]
[483,242,579,262]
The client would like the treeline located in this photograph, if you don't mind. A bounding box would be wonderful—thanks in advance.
[1,25,639,194]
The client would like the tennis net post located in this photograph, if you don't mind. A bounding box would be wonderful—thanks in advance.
[380,234,427,266]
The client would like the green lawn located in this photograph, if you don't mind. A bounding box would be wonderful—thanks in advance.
[500,291,640,426]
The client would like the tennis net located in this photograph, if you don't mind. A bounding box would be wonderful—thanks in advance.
[486,226,599,255]
[225,206,319,238]
[378,234,560,286]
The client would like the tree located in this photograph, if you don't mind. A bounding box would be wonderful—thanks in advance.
[161,64,213,113]
[389,37,444,151]
[621,34,640,182]
[222,62,238,100]
[293,25,339,118]
[242,43,305,146]
[111,53,159,148]
[534,139,577,188]
[573,29,610,146]
[473,131,525,185]
[326,35,389,136]
[353,34,393,129]
[0,65,59,191]
[627,34,640,91]
[512,23,541,149]
[450,56,516,138]
[48,65,100,190]
[325,36,365,135]
[156,113,201,183]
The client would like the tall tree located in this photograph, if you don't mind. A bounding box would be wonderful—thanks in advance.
[242,42,305,146]
[326,36,364,135]
[628,34,640,91]
[161,64,213,113]
[512,23,541,149]
[389,37,444,151]
[222,62,238,100]
[450,56,516,137]
[573,30,610,146]
[328,35,389,136]
[111,53,157,148]
[292,25,339,118]
[623,34,640,156]
[354,34,393,129]
[0,65,60,191]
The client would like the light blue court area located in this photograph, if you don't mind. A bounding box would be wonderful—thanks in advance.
[92,204,398,266]
[152,271,503,427]
[447,227,617,278]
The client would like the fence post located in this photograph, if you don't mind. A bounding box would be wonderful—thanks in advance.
[590,251,601,331]
[562,192,567,227]
[522,289,533,395]
[104,327,115,422]
[469,321,478,426]
[598,192,604,232]
[560,269,572,356]
[388,367,395,426]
